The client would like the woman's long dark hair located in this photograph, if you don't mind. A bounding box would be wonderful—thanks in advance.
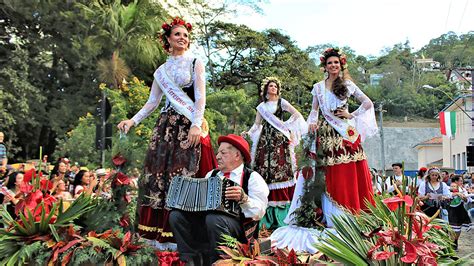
[5,172,21,189]
[73,170,87,187]
[261,78,281,102]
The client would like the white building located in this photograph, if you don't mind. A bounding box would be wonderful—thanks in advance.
[414,136,443,169]
[440,95,473,171]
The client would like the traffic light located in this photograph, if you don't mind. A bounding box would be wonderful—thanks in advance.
[96,123,112,150]
[467,146,474,166]
[95,97,112,121]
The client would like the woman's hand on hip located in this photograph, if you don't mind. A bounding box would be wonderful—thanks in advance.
[335,109,353,119]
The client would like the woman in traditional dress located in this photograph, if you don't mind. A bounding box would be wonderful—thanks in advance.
[242,77,307,230]
[447,175,472,250]
[308,47,378,226]
[117,17,217,249]
[418,168,451,218]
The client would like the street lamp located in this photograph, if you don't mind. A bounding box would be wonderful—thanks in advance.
[421,85,472,120]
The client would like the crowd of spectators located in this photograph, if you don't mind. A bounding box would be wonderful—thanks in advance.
[0,156,140,222]
[370,164,474,250]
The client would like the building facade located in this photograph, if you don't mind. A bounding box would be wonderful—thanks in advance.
[441,95,473,171]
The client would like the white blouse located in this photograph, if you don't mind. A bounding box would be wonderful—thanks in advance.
[249,99,305,133]
[308,79,377,142]
[131,53,206,128]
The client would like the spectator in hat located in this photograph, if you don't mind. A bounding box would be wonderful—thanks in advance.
[169,134,269,265]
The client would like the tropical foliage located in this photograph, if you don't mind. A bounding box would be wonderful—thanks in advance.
[0,152,156,265]
[315,191,473,265]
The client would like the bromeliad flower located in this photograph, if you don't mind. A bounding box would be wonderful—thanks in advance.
[112,154,127,167]
[372,251,396,261]
[382,194,413,211]
[114,172,131,186]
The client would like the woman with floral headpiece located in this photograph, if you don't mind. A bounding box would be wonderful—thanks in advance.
[307,48,378,226]
[117,17,217,249]
[242,77,307,230]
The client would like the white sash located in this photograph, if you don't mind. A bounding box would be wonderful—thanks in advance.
[315,83,358,143]
[154,66,194,121]
[256,101,292,140]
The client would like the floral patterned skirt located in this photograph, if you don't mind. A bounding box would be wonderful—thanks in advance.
[137,108,216,243]
[254,122,295,229]
[318,118,374,212]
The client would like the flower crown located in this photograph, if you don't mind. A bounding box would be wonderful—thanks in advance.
[319,47,347,68]
[161,17,192,33]
[260,76,282,97]
[428,167,440,174]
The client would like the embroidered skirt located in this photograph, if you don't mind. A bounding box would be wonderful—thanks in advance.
[137,108,217,243]
[254,122,295,229]
[318,118,374,213]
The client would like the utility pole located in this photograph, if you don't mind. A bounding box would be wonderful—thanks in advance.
[377,102,386,175]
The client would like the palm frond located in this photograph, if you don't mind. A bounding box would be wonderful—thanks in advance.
[55,194,95,225]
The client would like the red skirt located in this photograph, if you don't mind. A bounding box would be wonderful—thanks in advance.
[325,158,374,212]
[318,118,374,213]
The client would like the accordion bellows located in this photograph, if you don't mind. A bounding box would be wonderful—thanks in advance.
[166,175,242,218]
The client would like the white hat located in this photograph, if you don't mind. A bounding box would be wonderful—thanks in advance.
[96,168,106,176]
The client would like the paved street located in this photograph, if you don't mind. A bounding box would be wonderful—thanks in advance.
[457,228,474,260]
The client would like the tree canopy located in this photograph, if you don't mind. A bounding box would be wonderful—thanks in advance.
[1,0,472,166]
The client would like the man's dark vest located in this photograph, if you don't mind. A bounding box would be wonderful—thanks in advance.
[211,167,259,243]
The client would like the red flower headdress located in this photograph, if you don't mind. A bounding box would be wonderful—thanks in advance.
[319,47,347,69]
[161,17,192,33]
[160,17,192,52]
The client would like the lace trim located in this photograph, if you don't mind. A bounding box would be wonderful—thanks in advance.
[138,224,174,237]
[267,177,297,190]
[268,201,291,207]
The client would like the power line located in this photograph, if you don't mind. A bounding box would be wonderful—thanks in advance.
[445,0,453,32]
[457,0,469,31]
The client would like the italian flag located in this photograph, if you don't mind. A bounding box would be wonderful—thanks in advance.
[439,111,456,137]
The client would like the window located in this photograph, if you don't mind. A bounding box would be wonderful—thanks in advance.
[453,155,456,168]
[457,154,461,170]
[462,152,466,170]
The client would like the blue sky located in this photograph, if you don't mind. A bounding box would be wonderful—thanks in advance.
[231,0,473,56]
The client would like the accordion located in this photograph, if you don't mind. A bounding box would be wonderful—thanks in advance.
[166,175,242,218]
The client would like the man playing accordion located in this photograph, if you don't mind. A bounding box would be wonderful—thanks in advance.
[169,134,269,265]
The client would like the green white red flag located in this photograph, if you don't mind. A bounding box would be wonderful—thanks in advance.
[439,111,456,137]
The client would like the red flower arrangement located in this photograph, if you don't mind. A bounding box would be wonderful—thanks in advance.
[156,251,185,266]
